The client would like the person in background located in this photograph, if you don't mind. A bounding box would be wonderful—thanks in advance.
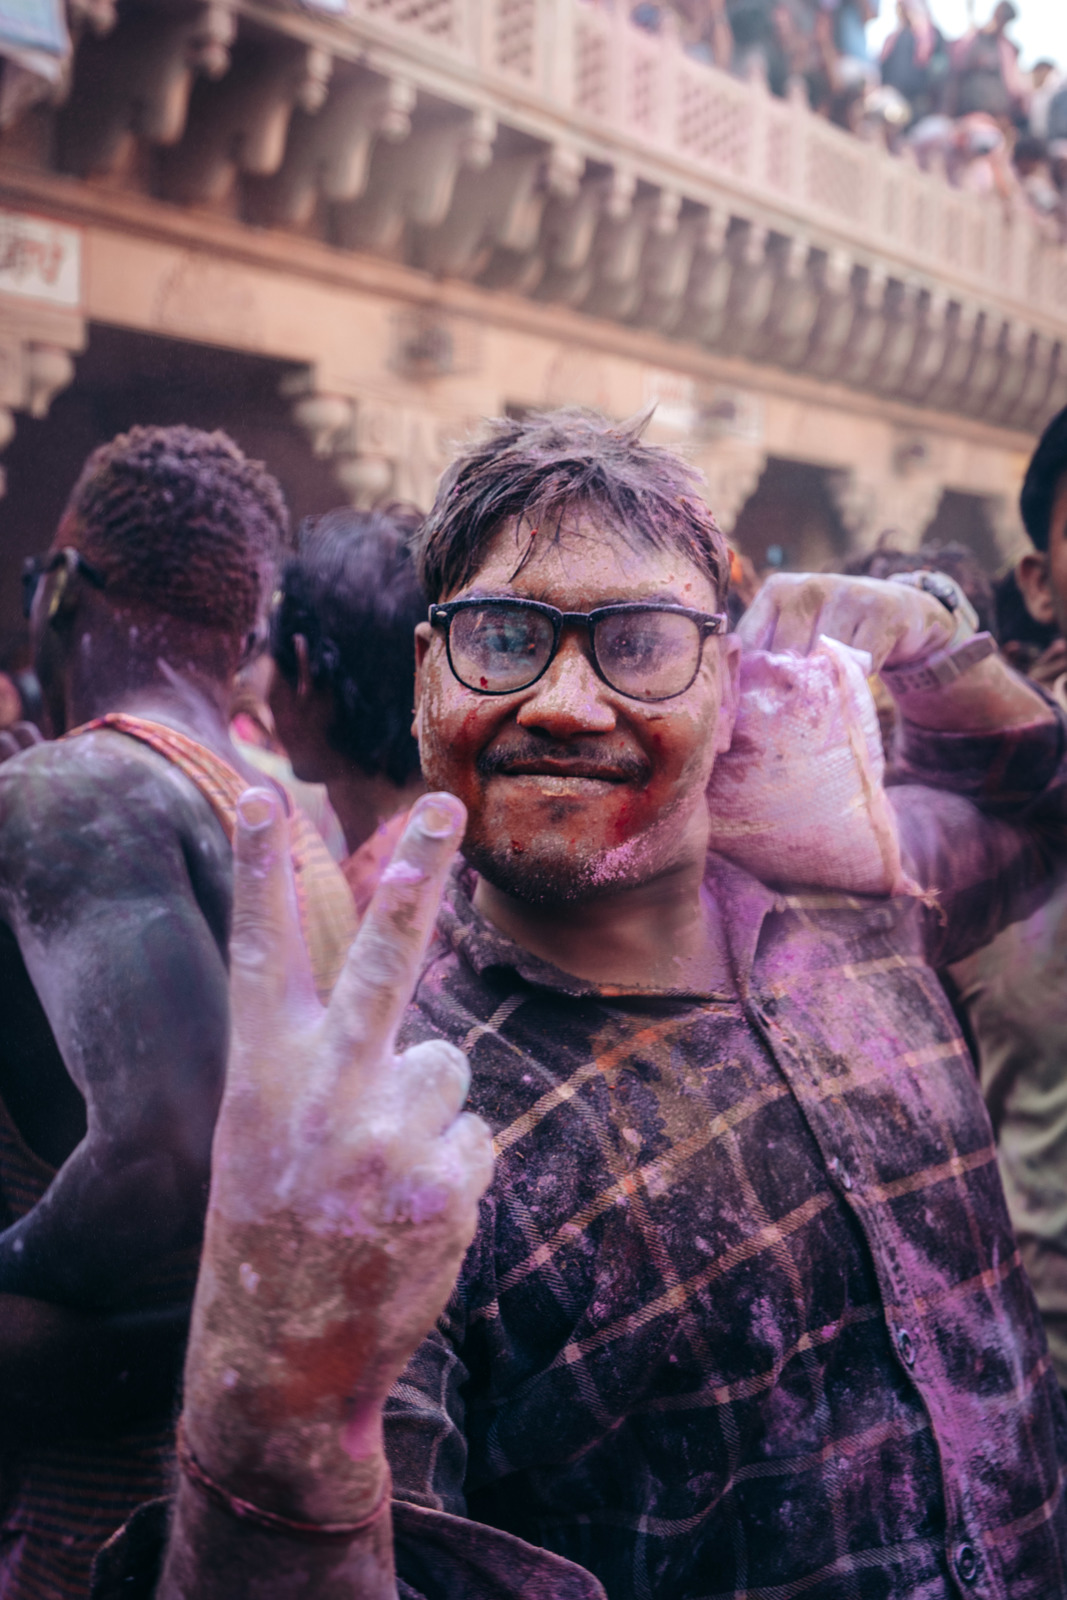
[269,505,427,918]
[727,0,791,94]
[1028,58,1063,140]
[230,651,348,861]
[879,0,948,126]
[947,404,1067,1398]
[946,1,1027,126]
[0,425,355,1598]
[1013,135,1063,224]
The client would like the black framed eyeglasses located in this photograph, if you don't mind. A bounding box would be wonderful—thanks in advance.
[21,548,107,620]
[429,597,728,703]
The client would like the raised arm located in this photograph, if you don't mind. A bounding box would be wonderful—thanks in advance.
[158,788,494,1599]
[738,572,1067,967]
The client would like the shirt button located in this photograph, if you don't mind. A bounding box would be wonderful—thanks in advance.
[897,1329,916,1367]
[954,1542,979,1584]
[839,1166,853,1192]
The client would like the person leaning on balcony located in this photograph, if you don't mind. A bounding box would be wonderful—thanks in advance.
[946,0,1027,125]
[879,0,950,125]
[94,408,1067,1600]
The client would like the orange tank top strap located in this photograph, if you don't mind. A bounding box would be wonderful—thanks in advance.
[65,714,355,1002]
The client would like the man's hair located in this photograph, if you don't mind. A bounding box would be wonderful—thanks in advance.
[1020,405,1067,552]
[60,425,290,638]
[413,409,731,606]
[844,537,996,637]
[271,505,425,787]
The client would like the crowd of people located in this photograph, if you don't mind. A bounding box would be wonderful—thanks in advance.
[1,405,1067,1597]
[627,0,1067,232]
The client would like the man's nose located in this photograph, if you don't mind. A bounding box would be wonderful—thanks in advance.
[515,634,617,736]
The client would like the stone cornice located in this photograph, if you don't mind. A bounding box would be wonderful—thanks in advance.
[0,158,1041,461]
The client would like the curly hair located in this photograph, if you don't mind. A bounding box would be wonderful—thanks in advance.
[413,409,731,605]
[59,425,290,638]
[271,505,425,787]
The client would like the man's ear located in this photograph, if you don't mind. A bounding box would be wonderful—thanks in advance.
[712,634,742,756]
[294,635,314,700]
[1016,552,1056,625]
[412,622,433,740]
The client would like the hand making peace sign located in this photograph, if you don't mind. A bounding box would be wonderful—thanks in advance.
[173,788,494,1556]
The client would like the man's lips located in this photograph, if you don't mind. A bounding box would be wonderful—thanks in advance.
[492,759,632,782]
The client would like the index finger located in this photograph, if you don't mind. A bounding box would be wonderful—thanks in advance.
[325,792,467,1068]
[735,573,796,652]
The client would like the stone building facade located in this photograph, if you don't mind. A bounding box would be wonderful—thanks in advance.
[1,0,1066,655]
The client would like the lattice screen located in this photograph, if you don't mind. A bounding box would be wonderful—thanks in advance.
[967,216,987,275]
[805,137,864,220]
[363,0,461,44]
[675,77,749,174]
[881,176,902,238]
[494,0,537,78]
[575,20,610,117]
[764,117,792,192]
[628,50,658,138]
[942,203,963,268]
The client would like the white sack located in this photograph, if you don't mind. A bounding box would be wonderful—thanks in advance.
[706,635,913,895]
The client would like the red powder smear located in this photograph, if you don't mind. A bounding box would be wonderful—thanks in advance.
[480,677,488,689]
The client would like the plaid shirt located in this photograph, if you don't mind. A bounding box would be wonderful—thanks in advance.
[385,712,1067,1600]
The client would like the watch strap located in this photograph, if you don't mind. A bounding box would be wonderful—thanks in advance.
[880,631,997,696]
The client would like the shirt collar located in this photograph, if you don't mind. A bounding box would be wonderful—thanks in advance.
[433,855,777,1003]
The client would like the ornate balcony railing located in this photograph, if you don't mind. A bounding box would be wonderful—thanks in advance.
[2,0,1066,431]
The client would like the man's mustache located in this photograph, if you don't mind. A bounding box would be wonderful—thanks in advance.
[477,740,651,783]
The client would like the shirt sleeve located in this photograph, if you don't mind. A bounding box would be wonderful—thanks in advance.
[888,705,1067,971]
[385,1299,606,1600]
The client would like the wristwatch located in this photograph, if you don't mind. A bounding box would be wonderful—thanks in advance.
[880,569,996,695]
[879,631,998,696]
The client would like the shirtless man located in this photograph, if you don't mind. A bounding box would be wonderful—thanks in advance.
[0,425,353,1596]
[109,411,1067,1597]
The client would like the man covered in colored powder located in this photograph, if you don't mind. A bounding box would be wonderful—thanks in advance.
[0,426,354,1597]
[105,410,1067,1598]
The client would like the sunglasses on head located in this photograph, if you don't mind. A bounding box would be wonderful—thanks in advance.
[21,549,107,620]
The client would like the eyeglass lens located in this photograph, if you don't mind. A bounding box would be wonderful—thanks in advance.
[448,603,705,701]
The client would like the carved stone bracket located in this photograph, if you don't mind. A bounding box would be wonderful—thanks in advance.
[334,108,496,255]
[161,38,332,205]
[58,1,237,177]
[0,319,82,498]
[250,71,414,229]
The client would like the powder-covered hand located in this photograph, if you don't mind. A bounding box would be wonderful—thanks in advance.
[179,787,493,1530]
[737,572,955,673]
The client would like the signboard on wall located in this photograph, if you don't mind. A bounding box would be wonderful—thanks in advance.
[0,0,67,56]
[0,210,81,307]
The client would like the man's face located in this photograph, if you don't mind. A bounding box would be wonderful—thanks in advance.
[1016,473,1067,642]
[414,515,739,906]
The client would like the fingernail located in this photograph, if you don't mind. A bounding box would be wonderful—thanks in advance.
[237,790,277,832]
[415,797,461,840]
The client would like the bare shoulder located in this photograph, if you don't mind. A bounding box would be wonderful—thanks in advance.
[0,730,232,932]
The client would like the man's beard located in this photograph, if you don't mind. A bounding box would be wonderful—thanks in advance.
[461,793,688,908]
